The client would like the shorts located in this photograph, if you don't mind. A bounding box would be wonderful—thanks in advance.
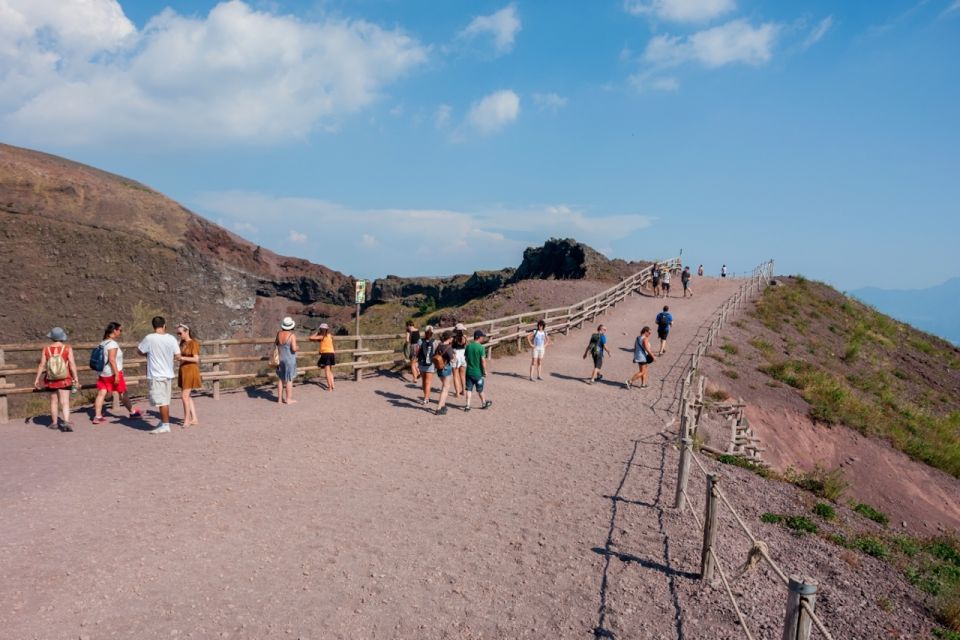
[652,278,660,287]
[466,375,485,392]
[531,346,546,359]
[453,349,466,368]
[438,363,452,378]
[658,328,669,341]
[97,371,127,394]
[663,282,670,291]
[148,378,173,407]
[682,280,690,290]
[318,353,336,367]
[592,353,604,369]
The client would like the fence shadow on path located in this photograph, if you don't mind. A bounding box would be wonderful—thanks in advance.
[373,389,432,413]
[592,433,688,640]
[244,386,276,401]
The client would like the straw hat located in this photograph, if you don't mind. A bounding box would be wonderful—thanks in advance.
[280,317,296,330]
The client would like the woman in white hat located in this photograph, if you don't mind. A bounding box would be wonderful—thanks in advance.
[33,327,79,431]
[309,322,336,391]
[275,317,299,403]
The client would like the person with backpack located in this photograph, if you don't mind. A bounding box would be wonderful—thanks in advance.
[650,263,661,297]
[275,317,299,404]
[176,324,202,426]
[681,266,693,297]
[527,319,551,381]
[33,327,79,431]
[626,326,655,389]
[138,316,181,434]
[92,322,142,424]
[309,323,336,391]
[583,324,611,384]
[661,268,672,298]
[464,329,492,411]
[721,264,728,278]
[655,306,673,356]
[417,325,440,405]
[434,331,456,415]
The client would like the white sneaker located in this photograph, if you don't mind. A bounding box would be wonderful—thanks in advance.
[149,423,171,434]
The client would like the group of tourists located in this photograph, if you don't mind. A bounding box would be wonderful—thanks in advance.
[32,265,703,430]
[404,322,492,415]
[34,317,199,434]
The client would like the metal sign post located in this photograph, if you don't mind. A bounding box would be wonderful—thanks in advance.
[354,280,366,381]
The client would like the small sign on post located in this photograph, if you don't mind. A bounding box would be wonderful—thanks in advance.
[354,280,366,382]
[355,280,367,305]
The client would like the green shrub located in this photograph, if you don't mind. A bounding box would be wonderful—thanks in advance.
[784,516,818,535]
[717,454,771,478]
[749,338,775,357]
[722,369,739,379]
[785,465,848,501]
[892,535,921,556]
[853,502,889,526]
[761,513,783,524]
[827,533,849,547]
[721,343,739,355]
[812,503,836,520]
[853,535,889,559]
[933,627,960,640]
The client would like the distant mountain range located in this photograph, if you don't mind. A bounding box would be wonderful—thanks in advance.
[851,278,960,345]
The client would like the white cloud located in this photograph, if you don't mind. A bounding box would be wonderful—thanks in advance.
[193,192,654,277]
[801,16,833,49]
[532,92,568,112]
[289,230,307,243]
[466,90,520,134]
[459,4,521,55]
[630,74,680,92]
[0,0,428,147]
[947,0,960,15]
[624,0,736,23]
[234,222,258,234]
[434,104,452,129]
[644,19,779,68]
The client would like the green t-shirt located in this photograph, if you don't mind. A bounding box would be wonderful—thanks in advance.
[465,341,486,379]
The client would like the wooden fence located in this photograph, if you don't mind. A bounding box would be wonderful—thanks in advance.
[0,257,682,423]
[669,261,836,640]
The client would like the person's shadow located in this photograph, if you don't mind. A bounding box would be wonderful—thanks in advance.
[374,389,430,412]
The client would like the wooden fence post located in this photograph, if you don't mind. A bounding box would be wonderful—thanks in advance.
[701,473,720,581]
[675,437,692,509]
[782,576,818,640]
[212,342,223,400]
[0,347,8,424]
[354,335,364,382]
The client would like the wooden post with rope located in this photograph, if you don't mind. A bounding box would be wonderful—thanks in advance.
[675,437,692,509]
[782,576,818,640]
[701,473,720,581]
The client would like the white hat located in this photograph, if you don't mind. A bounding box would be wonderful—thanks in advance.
[281,317,295,330]
[455,322,466,331]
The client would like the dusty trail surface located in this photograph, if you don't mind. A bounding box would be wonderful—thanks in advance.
[1,278,770,639]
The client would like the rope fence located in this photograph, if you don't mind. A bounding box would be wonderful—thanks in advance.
[0,258,684,423]
[668,260,837,640]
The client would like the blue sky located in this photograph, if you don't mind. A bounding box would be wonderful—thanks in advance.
[1,0,958,290]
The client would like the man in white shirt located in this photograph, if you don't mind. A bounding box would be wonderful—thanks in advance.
[138,316,181,434]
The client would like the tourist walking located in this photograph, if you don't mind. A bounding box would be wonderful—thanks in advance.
[138,316,181,434]
[33,327,79,431]
[434,331,456,415]
[176,324,202,425]
[626,326,655,389]
[651,263,661,297]
[275,317,299,404]
[661,268,672,297]
[405,321,421,383]
[452,323,468,397]
[527,319,551,380]
[681,266,693,297]
[417,325,439,405]
[583,324,611,384]
[721,264,728,278]
[464,329,492,411]
[697,264,704,277]
[309,323,336,391]
[655,306,673,355]
[92,322,142,424]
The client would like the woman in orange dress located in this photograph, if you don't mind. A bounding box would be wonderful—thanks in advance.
[32,327,79,432]
[176,324,202,426]
[309,323,336,391]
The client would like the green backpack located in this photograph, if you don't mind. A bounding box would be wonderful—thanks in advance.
[588,333,601,357]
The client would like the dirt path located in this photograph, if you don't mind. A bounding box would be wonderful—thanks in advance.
[1,278,742,639]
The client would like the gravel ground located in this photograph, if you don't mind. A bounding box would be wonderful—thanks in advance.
[0,276,937,639]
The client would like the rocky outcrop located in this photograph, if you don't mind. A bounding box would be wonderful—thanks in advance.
[510,238,648,283]
[369,269,514,307]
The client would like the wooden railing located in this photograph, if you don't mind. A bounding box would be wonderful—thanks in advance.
[669,261,836,640]
[0,257,681,423]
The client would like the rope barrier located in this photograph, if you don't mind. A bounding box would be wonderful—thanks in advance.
[709,547,757,640]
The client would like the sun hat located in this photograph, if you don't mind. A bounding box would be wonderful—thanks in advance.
[47,327,68,341]
[455,322,466,331]
[424,324,434,333]
[473,329,486,339]
[281,317,295,330]
[319,322,330,330]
